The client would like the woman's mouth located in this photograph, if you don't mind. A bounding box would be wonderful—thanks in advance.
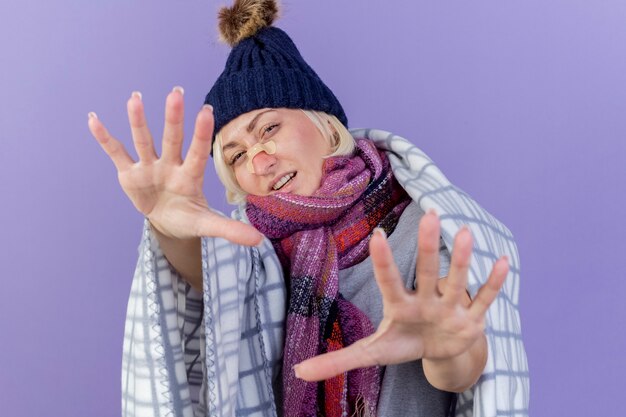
[272,172,296,191]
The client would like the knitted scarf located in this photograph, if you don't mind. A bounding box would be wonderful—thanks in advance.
[246,139,411,417]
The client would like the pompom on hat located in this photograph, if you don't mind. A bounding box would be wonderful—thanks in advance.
[204,0,348,143]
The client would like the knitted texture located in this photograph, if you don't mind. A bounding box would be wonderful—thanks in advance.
[204,27,347,143]
[246,139,412,417]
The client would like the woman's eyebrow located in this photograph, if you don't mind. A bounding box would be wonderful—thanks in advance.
[246,109,275,133]
[222,141,239,153]
[222,109,277,153]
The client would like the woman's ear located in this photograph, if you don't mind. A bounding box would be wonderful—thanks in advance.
[327,119,340,147]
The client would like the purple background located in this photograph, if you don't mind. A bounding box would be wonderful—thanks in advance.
[1,1,624,416]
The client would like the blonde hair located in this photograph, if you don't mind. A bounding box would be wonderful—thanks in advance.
[213,110,355,204]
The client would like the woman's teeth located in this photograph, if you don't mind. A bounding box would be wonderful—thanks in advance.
[273,173,296,190]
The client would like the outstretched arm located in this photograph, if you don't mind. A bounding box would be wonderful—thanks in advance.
[293,210,508,393]
[88,88,263,290]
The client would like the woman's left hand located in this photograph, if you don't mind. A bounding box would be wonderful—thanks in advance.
[293,210,509,385]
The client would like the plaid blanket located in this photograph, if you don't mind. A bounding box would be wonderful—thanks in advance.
[121,129,530,417]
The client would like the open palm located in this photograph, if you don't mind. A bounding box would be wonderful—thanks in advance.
[294,210,509,381]
[87,88,262,246]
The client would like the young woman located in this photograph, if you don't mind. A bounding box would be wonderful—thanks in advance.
[88,1,529,416]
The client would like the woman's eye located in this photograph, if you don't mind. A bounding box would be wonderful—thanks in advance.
[262,123,279,137]
[229,151,246,166]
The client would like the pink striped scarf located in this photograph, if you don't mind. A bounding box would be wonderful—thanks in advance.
[247,139,411,417]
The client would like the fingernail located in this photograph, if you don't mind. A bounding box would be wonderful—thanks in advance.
[502,255,509,262]
[293,364,301,378]
[131,91,142,100]
[172,86,184,95]
[88,111,98,119]
[374,227,387,239]
[427,208,438,217]
[203,104,214,112]
[460,225,473,238]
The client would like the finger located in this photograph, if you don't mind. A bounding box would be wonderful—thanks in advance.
[182,105,214,180]
[195,214,264,246]
[161,86,185,164]
[415,210,441,297]
[127,91,158,163]
[442,226,472,305]
[88,112,135,171]
[370,228,408,305]
[469,256,509,319]
[294,339,375,382]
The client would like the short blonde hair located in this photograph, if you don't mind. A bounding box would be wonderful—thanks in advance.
[213,110,355,205]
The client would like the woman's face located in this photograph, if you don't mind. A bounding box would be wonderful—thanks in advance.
[219,108,332,197]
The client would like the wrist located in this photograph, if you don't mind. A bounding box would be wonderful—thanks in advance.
[148,218,198,243]
[422,333,488,393]
[148,218,203,291]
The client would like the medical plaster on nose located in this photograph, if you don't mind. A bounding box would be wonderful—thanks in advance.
[246,140,277,173]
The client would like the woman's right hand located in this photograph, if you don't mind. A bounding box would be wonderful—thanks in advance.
[87,87,263,247]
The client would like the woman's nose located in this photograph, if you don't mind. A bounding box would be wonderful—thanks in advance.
[247,141,277,174]
[249,149,277,175]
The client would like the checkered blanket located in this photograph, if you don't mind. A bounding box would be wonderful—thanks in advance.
[121,129,530,417]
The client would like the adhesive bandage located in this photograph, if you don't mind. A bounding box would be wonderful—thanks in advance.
[246,140,277,173]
